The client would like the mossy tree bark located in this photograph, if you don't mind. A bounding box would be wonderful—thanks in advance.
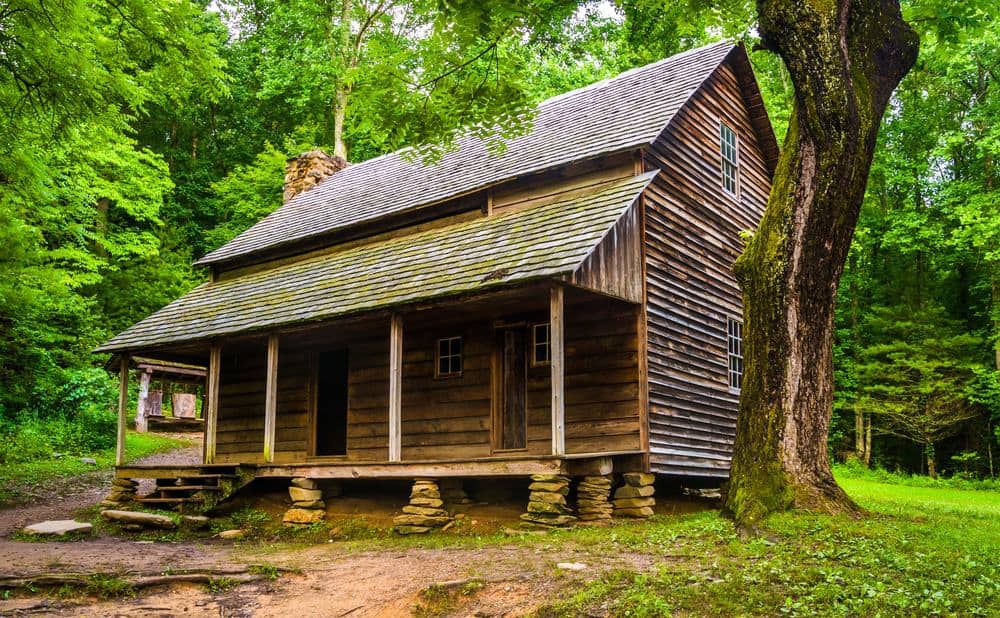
[725,0,919,528]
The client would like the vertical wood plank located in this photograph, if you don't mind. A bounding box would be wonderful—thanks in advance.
[388,313,404,462]
[115,355,129,466]
[550,286,565,456]
[204,343,221,464]
[263,334,279,463]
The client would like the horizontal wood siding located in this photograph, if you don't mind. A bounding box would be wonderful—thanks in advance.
[400,323,492,460]
[643,61,770,477]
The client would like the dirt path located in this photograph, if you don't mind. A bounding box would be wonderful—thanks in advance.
[0,434,201,536]
[0,440,664,616]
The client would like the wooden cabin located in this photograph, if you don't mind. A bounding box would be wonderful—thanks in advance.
[99,42,776,508]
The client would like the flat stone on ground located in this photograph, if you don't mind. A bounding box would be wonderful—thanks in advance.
[283,508,325,524]
[218,529,245,539]
[22,520,92,536]
[100,510,176,529]
[556,562,588,571]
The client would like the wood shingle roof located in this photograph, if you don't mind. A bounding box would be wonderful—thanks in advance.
[97,172,656,352]
[196,41,736,267]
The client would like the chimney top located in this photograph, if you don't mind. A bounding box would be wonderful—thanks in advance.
[283,150,350,203]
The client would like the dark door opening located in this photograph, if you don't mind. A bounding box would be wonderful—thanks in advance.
[498,328,527,450]
[315,349,349,456]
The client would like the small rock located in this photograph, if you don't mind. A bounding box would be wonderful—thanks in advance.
[79,457,97,465]
[22,520,92,536]
[121,524,145,532]
[395,525,432,535]
[454,513,466,520]
[441,521,455,532]
[556,562,588,571]
[101,509,176,529]
[283,508,325,524]
[328,526,343,538]
[218,529,244,539]
[52,452,63,459]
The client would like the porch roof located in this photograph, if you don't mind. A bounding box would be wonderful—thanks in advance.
[97,171,656,353]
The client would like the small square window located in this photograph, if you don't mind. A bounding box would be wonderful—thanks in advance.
[436,336,462,377]
[720,122,739,196]
[727,318,743,391]
[532,323,551,366]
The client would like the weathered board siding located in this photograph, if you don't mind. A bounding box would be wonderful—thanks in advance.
[642,60,770,477]
[570,203,643,302]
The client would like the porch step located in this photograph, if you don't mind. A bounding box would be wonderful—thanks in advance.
[155,485,223,493]
[135,497,202,505]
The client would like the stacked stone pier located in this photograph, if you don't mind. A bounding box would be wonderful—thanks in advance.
[576,475,614,524]
[283,477,329,525]
[520,474,577,530]
[613,472,656,518]
[394,479,453,535]
[101,478,138,507]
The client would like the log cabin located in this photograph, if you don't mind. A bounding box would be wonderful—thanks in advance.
[97,41,777,520]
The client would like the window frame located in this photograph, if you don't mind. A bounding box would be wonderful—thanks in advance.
[727,318,743,392]
[435,336,463,379]
[720,121,740,198]
[530,322,551,367]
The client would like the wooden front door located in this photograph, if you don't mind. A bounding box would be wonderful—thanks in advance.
[497,328,527,450]
[314,349,349,456]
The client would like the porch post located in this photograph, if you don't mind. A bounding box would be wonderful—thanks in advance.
[264,334,279,463]
[115,355,130,466]
[550,286,565,455]
[204,342,221,464]
[389,313,403,462]
[136,369,151,433]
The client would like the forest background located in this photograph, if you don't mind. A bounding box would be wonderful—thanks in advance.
[1,0,998,480]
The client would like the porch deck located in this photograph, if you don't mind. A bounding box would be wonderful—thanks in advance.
[115,450,644,481]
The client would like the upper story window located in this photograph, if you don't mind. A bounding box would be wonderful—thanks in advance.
[727,318,743,391]
[436,336,463,377]
[720,122,739,196]
[532,323,551,366]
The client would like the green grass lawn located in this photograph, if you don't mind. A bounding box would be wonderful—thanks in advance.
[0,431,192,504]
[539,476,1000,617]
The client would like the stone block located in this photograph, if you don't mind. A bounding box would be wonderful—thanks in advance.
[530,474,570,483]
[622,472,656,487]
[402,505,449,517]
[527,501,571,515]
[101,509,176,529]
[289,487,323,502]
[23,520,92,536]
[392,514,451,527]
[614,485,655,499]
[291,477,317,490]
[614,506,654,518]
[293,500,326,509]
[528,482,570,494]
[409,497,444,508]
[528,491,567,505]
[395,525,432,535]
[519,513,577,526]
[613,497,655,509]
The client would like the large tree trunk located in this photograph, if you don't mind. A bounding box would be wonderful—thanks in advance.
[724,0,918,528]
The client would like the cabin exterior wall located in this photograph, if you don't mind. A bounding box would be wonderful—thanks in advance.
[642,60,771,477]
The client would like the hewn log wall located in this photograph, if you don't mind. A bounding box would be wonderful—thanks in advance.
[642,60,770,477]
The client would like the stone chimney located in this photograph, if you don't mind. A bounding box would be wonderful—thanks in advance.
[283,150,350,203]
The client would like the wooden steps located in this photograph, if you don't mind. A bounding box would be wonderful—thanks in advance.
[120,464,249,512]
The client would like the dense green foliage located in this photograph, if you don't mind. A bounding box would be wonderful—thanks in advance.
[0,0,997,478]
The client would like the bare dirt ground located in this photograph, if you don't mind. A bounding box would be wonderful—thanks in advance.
[0,439,678,616]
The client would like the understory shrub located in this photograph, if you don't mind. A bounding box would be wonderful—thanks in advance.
[0,408,117,464]
[834,459,1000,491]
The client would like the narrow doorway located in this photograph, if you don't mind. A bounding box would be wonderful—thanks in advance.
[315,349,349,456]
[497,328,527,450]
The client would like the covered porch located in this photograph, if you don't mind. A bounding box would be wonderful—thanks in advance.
[112,283,647,481]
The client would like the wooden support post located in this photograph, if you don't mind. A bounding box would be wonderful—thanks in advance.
[389,313,403,462]
[136,369,151,433]
[550,286,565,456]
[264,334,279,463]
[204,343,221,464]
[115,355,130,466]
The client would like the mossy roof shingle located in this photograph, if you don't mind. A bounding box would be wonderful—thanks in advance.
[196,42,735,266]
[98,172,656,352]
